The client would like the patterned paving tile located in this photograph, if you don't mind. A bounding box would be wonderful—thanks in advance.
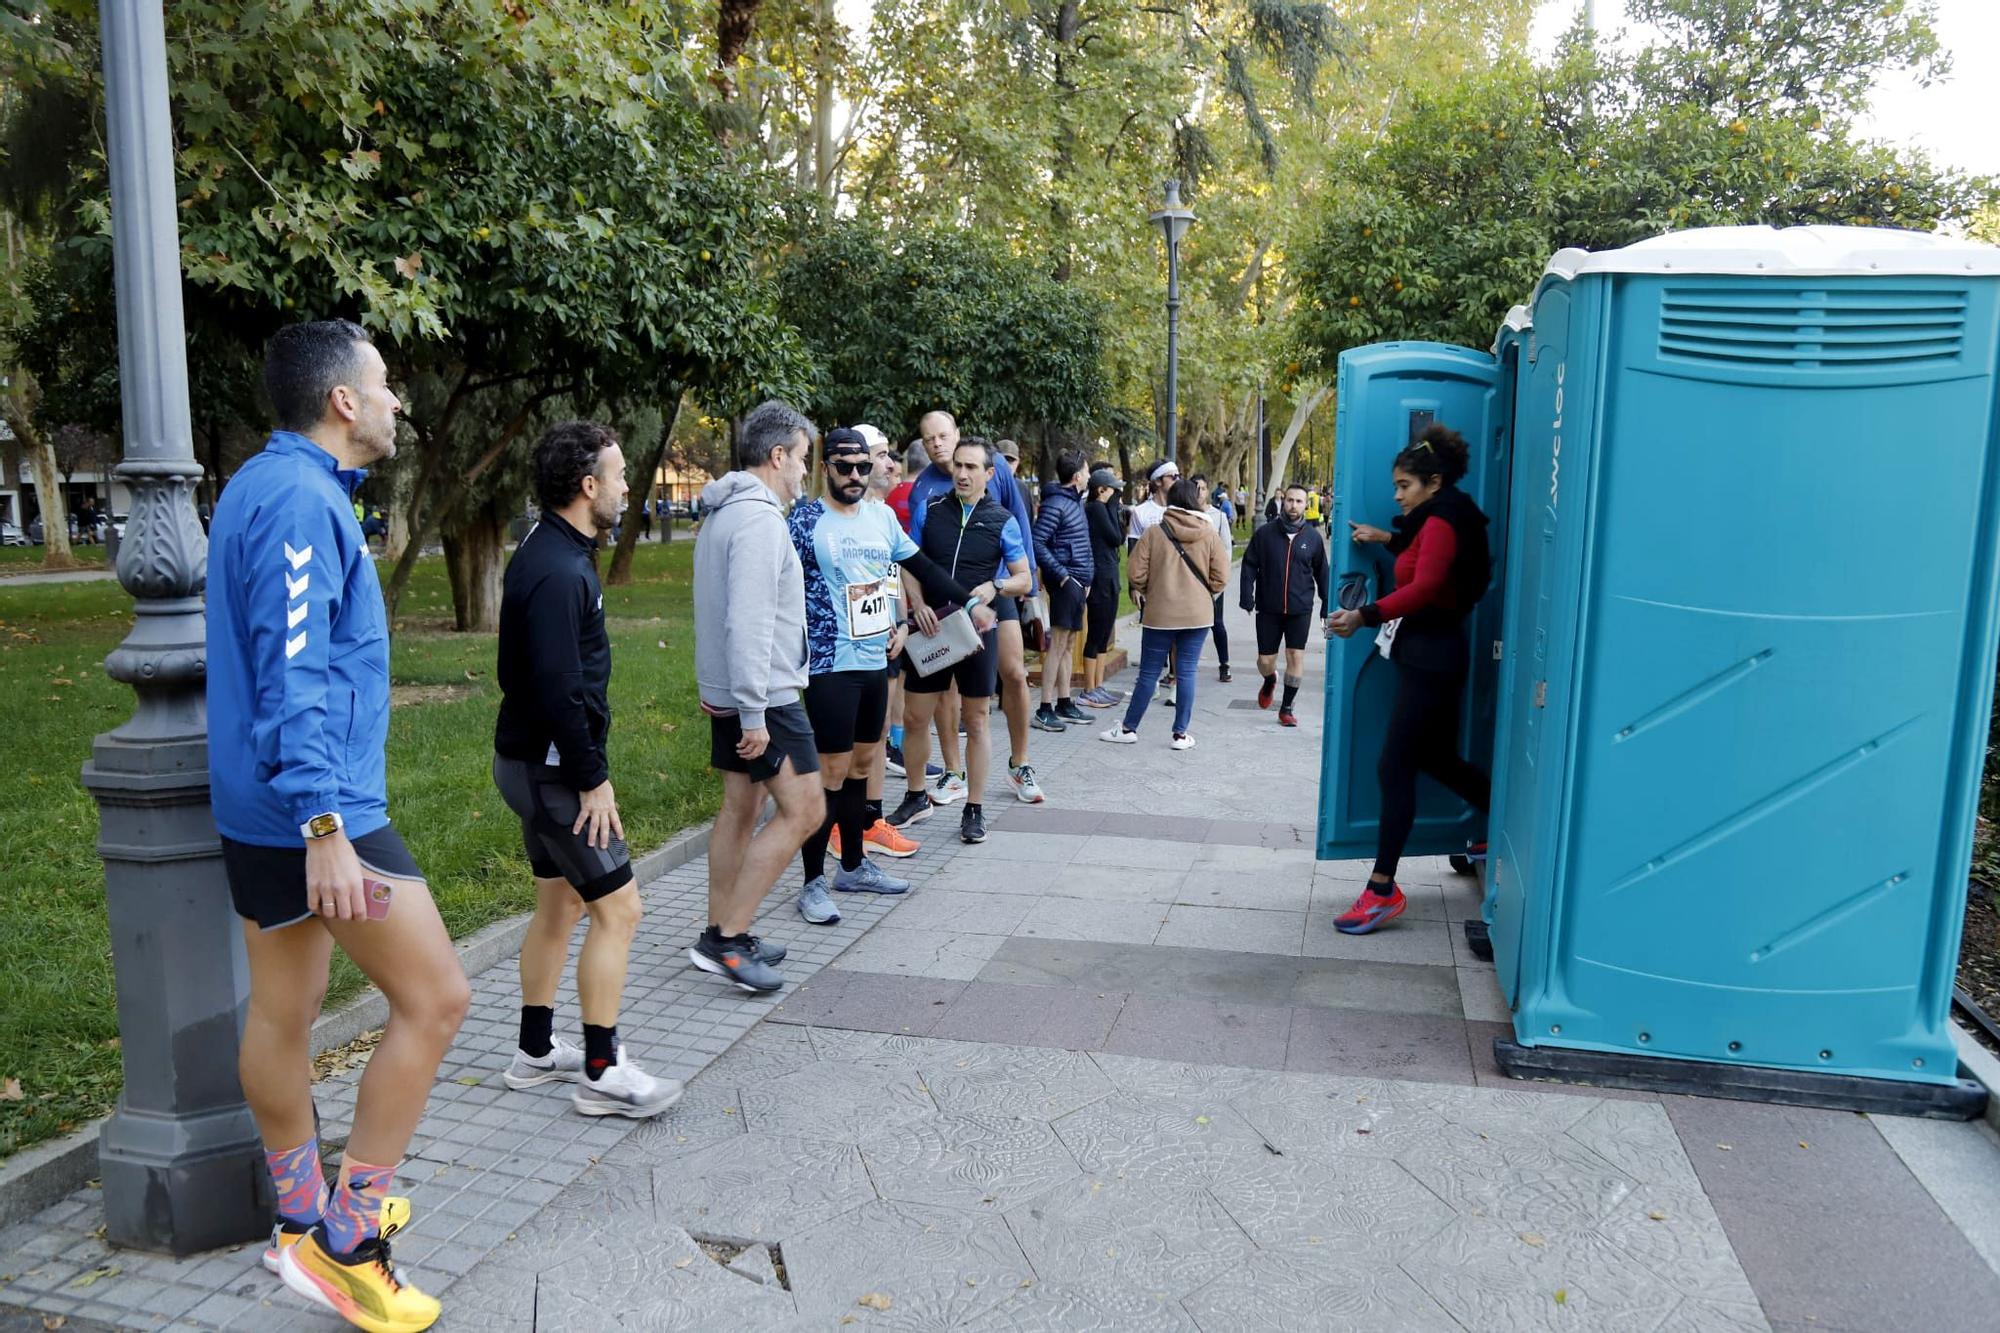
[1182,1245,1465,1332]
[652,1133,876,1243]
[1002,1173,1252,1300]
[860,1114,1083,1212]
[919,1046,1115,1121]
[782,1200,1033,1325]
[1400,1215,1685,1332]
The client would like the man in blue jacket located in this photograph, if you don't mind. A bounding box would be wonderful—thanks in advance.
[208,321,468,1330]
[899,410,1048,804]
[1031,448,1093,732]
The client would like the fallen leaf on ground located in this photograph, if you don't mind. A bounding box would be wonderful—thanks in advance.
[673,1257,693,1269]
[1799,1141,1810,1149]
[69,1265,119,1289]
[857,1293,892,1311]
[0,1078,22,1101]
[1716,1143,1732,1151]
[454,1076,483,1086]
[41,1316,66,1330]
[1519,1232,1546,1247]
[1554,1288,1568,1306]
[1647,1209,1667,1222]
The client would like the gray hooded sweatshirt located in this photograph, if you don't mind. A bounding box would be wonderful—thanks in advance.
[694,471,806,731]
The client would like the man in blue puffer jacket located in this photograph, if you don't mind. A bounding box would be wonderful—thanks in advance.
[1031,449,1094,730]
[207,321,468,1329]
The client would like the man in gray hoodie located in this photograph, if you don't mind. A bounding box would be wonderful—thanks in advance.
[691,400,822,993]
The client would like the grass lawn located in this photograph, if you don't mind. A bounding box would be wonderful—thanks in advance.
[0,545,109,569]
[0,539,712,1160]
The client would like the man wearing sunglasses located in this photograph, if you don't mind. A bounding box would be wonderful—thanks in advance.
[786,428,996,924]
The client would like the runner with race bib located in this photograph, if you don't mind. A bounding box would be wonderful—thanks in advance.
[787,427,997,924]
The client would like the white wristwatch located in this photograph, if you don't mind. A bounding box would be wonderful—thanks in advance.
[300,811,345,840]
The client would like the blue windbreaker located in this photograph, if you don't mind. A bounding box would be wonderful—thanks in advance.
[902,454,1039,592]
[206,432,391,846]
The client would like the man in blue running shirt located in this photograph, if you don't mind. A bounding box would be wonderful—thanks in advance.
[787,428,997,923]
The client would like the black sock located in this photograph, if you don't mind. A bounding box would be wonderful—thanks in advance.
[838,778,869,871]
[519,1005,554,1059]
[1058,696,1073,708]
[1281,675,1301,711]
[865,798,884,825]
[801,787,839,882]
[1263,672,1277,689]
[1371,881,1397,897]
[965,802,983,815]
[583,1023,617,1081]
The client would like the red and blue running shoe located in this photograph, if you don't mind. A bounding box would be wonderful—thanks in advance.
[1333,884,1407,934]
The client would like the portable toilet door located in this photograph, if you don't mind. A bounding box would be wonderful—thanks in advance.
[1488,226,2000,1111]
[1318,342,1512,862]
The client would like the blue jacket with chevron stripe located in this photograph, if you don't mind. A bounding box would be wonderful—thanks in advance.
[206,431,391,846]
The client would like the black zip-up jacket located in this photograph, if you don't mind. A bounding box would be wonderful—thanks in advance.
[495,513,611,790]
[916,491,1017,611]
[1239,517,1329,618]
[1085,497,1124,592]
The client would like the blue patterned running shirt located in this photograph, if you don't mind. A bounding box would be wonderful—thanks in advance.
[787,499,920,674]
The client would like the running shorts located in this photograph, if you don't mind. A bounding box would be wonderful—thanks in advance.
[220,825,425,932]
[1256,610,1313,655]
[491,755,634,901]
[708,701,822,784]
[1084,576,1120,658]
[803,669,890,754]
[1047,579,1087,633]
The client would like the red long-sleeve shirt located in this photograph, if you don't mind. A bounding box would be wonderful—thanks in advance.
[1362,516,1458,625]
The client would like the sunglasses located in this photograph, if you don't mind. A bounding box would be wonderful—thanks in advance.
[828,458,874,478]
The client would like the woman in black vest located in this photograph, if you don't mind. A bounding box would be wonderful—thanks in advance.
[1326,425,1493,934]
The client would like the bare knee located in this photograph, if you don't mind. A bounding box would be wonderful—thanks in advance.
[391,968,471,1046]
[587,885,642,940]
[962,708,991,741]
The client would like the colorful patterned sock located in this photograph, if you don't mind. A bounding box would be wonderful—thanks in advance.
[265,1139,325,1227]
[323,1160,396,1255]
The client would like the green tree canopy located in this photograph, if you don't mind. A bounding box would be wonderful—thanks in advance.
[776,220,1107,444]
[1284,1,1995,381]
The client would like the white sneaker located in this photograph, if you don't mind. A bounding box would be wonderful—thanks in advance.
[573,1054,684,1119]
[1171,732,1197,751]
[1100,726,1139,744]
[932,770,969,805]
[503,1036,585,1089]
[1008,764,1046,804]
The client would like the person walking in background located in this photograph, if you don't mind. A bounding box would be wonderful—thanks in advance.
[1126,459,1180,702]
[210,321,468,1332]
[493,422,681,1120]
[1326,425,1493,934]
[1100,477,1229,751]
[1240,483,1328,729]
[691,400,824,992]
[1077,466,1126,708]
[1191,474,1233,684]
[1031,449,1094,731]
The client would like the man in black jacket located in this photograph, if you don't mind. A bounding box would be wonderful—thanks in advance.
[1239,483,1329,728]
[491,421,680,1120]
[1031,449,1094,731]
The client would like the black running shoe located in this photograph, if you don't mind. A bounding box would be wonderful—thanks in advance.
[888,791,935,828]
[960,803,987,844]
[1031,705,1067,733]
[1055,699,1090,723]
[1218,664,1232,683]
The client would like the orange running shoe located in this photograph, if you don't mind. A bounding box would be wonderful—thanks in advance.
[862,818,920,858]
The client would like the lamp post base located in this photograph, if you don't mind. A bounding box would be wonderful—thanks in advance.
[99,1100,269,1256]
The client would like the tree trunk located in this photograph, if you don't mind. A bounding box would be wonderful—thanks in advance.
[606,391,684,586]
[813,0,837,200]
[2,377,75,568]
[441,500,506,633]
[385,458,415,563]
[1269,384,1333,491]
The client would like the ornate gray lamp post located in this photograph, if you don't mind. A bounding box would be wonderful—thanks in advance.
[82,0,269,1254]
[1149,179,1195,463]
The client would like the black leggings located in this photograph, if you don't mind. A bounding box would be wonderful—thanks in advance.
[1210,595,1229,666]
[1084,574,1120,658]
[1374,662,1491,880]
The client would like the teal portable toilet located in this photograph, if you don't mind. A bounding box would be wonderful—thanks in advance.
[1486,226,2000,1115]
[1318,341,1513,861]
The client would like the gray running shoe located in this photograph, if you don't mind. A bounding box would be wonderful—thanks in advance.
[798,876,841,923]
[689,930,784,993]
[573,1055,683,1119]
[832,856,912,895]
[503,1036,584,1090]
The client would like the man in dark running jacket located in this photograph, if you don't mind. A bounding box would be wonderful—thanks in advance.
[1239,483,1329,726]
[891,439,1033,846]
[1031,449,1093,731]
[492,421,681,1122]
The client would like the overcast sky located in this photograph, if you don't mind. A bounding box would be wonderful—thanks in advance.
[1531,0,2000,179]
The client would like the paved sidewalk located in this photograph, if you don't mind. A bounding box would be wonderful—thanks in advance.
[7,597,2000,1330]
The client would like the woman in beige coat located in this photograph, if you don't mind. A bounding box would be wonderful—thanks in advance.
[1100,478,1231,750]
